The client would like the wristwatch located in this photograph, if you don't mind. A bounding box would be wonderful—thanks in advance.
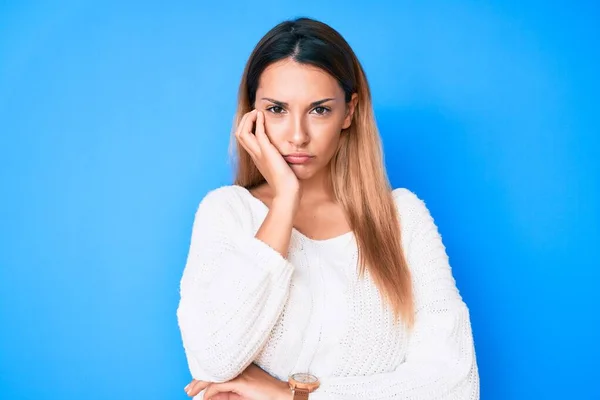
[288,373,320,399]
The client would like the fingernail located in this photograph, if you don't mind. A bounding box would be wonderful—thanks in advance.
[184,384,189,391]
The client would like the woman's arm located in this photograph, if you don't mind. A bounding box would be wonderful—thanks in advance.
[311,307,478,399]
[255,194,298,258]
[177,187,296,383]
[311,189,479,400]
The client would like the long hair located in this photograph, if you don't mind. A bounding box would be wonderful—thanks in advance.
[230,17,414,327]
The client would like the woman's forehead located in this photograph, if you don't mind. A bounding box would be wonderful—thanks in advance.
[257,60,343,102]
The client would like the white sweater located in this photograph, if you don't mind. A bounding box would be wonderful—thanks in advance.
[177,185,479,399]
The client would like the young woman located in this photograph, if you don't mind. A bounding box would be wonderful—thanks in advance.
[177,17,479,400]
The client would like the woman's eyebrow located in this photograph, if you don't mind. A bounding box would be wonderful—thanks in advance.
[261,97,336,107]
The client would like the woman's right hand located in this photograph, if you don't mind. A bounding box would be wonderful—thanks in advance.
[235,110,300,201]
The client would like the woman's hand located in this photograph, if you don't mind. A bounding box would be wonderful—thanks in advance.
[183,363,291,400]
[235,109,300,200]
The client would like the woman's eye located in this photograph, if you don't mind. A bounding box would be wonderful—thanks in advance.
[267,106,284,114]
[313,106,330,115]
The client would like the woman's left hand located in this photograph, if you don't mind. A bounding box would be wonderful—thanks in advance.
[184,363,291,400]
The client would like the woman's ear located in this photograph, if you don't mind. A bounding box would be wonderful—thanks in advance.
[342,93,359,129]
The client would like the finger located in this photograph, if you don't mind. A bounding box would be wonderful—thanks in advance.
[239,109,259,141]
[238,111,261,156]
[183,380,196,396]
[238,132,261,159]
[235,111,259,158]
[186,380,203,397]
[218,393,247,400]
[254,110,273,150]
[254,110,267,142]
[235,111,252,140]
[239,110,256,137]
[187,379,210,396]
[203,382,238,400]
[206,393,231,400]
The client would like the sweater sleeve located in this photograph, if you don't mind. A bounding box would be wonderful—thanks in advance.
[176,187,294,382]
[311,189,479,400]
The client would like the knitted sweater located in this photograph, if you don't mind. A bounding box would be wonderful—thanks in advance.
[177,185,479,399]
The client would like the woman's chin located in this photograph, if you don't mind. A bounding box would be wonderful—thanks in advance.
[289,164,316,180]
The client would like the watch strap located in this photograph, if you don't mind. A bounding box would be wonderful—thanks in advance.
[292,387,309,400]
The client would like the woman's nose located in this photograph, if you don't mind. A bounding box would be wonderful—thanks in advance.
[289,118,309,146]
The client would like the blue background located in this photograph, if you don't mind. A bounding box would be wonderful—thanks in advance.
[1,1,598,399]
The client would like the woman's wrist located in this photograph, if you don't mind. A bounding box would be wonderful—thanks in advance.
[272,192,300,216]
[276,379,293,400]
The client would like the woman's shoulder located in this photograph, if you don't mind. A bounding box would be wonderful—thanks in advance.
[391,187,434,229]
[391,187,426,208]
[196,184,256,216]
[190,184,263,233]
[201,184,245,201]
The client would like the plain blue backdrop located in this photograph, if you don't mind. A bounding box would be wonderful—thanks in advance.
[1,1,598,399]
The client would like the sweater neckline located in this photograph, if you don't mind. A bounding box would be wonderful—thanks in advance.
[235,185,355,245]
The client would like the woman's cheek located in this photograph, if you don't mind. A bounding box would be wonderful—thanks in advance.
[309,123,338,142]
[263,118,286,143]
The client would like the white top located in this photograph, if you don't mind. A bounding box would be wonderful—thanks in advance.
[177,185,479,399]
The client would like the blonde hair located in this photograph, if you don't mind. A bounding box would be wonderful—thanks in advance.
[230,18,414,327]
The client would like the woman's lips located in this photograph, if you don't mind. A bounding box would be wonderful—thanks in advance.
[283,154,314,164]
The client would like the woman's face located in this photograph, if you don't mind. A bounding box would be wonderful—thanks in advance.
[254,58,357,181]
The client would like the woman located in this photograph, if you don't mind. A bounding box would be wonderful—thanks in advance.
[177,17,479,400]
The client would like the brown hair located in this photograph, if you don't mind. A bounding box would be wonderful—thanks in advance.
[230,17,414,327]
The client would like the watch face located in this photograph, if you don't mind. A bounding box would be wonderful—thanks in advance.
[291,373,318,384]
